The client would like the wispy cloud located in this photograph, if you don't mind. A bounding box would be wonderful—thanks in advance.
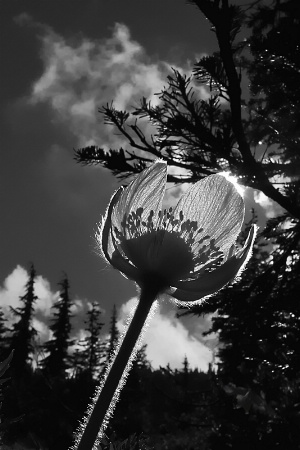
[14,15,208,151]
[26,21,173,148]
[11,15,211,213]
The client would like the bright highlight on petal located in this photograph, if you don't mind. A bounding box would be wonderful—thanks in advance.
[170,224,257,305]
[219,171,245,197]
[97,161,257,303]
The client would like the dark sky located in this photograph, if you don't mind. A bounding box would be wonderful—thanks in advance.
[0,0,271,369]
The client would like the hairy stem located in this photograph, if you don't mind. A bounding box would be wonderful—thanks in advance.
[72,288,157,450]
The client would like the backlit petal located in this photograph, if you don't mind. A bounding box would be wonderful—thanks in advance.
[97,187,142,281]
[112,160,167,230]
[171,225,257,302]
[99,187,123,263]
[173,174,244,256]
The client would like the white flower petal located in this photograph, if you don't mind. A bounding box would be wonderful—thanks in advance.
[98,187,142,281]
[99,187,123,263]
[173,174,245,256]
[112,160,167,229]
[171,225,257,302]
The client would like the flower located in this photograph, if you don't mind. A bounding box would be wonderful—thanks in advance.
[98,160,256,303]
[74,162,257,450]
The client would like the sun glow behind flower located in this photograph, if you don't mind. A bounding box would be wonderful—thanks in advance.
[100,161,256,304]
[219,171,245,198]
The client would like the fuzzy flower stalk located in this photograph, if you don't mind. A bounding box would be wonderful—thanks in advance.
[72,160,256,450]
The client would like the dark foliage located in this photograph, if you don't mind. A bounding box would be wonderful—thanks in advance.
[0,351,14,444]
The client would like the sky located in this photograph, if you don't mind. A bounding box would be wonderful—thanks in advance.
[0,0,277,371]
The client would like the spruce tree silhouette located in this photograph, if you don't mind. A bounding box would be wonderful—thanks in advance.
[40,275,74,378]
[106,304,119,363]
[73,302,106,380]
[9,263,37,374]
[0,309,10,358]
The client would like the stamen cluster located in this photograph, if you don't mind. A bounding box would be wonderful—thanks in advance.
[113,206,224,277]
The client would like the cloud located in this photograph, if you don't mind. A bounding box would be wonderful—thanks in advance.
[27,22,174,148]
[0,265,88,327]
[118,298,213,371]
[11,17,212,215]
[0,266,213,370]
[0,265,105,340]
[253,191,284,218]
[19,18,209,151]
[32,317,52,342]
[0,265,28,311]
[0,265,59,324]
[34,274,60,316]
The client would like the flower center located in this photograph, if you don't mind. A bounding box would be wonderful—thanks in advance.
[121,230,194,286]
[113,207,223,287]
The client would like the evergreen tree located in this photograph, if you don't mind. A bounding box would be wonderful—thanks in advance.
[199,219,300,448]
[85,302,106,377]
[182,355,189,374]
[182,355,189,393]
[73,302,105,379]
[247,0,300,170]
[40,276,74,378]
[106,304,119,362]
[0,351,14,443]
[125,343,150,388]
[0,309,10,357]
[134,344,150,370]
[9,263,38,373]
[197,3,300,447]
